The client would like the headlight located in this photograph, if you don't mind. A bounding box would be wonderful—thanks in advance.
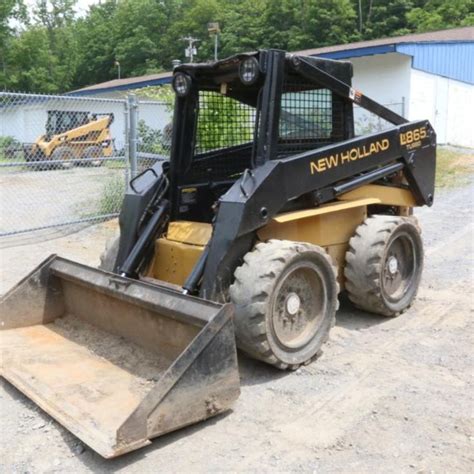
[172,73,192,97]
[239,57,259,85]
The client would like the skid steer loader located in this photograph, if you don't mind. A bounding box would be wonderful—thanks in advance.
[24,110,114,168]
[1,50,436,458]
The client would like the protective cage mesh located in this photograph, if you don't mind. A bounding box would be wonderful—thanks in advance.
[195,91,256,154]
[278,82,344,157]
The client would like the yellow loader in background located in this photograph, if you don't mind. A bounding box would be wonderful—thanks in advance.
[24,109,114,168]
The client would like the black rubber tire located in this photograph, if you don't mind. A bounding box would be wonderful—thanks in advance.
[229,240,339,370]
[344,215,423,317]
[99,234,120,272]
[82,145,103,167]
[51,146,74,170]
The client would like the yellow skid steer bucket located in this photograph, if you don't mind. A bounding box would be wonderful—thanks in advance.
[0,256,240,458]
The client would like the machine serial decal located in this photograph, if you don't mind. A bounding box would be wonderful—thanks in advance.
[310,139,390,174]
[400,126,427,150]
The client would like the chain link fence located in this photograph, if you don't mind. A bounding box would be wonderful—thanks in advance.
[0,91,172,237]
[354,100,405,136]
[0,90,405,238]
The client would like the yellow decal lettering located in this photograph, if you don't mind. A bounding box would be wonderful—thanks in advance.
[349,148,358,161]
[310,161,320,174]
[340,151,350,163]
[400,127,425,149]
[328,154,338,168]
[309,137,392,175]
[317,158,327,171]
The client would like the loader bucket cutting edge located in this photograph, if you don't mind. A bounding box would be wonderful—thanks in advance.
[0,255,240,458]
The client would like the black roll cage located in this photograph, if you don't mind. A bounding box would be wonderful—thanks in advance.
[116,49,436,301]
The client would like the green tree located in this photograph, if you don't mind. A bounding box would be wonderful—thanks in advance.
[218,0,267,56]
[4,27,61,92]
[407,0,474,32]
[196,93,254,152]
[293,0,359,48]
[361,0,414,39]
[2,0,473,93]
[73,1,118,87]
[0,0,27,90]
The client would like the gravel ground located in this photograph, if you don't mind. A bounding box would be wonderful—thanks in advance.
[0,178,473,473]
[0,166,124,236]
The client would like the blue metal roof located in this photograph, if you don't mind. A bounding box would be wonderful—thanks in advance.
[317,41,474,85]
[317,44,396,59]
[396,42,473,84]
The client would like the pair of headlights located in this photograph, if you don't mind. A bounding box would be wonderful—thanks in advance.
[172,57,260,97]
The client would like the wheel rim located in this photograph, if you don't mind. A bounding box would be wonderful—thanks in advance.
[382,231,418,302]
[271,262,326,350]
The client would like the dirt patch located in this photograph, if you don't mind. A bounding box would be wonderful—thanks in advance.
[0,219,118,295]
[52,313,170,397]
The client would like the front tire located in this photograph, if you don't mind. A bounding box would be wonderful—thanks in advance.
[344,215,423,317]
[51,146,74,170]
[230,240,339,370]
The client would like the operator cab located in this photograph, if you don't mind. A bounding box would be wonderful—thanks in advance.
[169,50,354,223]
[45,110,90,139]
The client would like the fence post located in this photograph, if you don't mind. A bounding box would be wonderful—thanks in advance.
[124,97,130,185]
[127,93,138,177]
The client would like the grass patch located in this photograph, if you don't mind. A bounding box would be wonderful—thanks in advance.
[98,175,126,215]
[436,148,473,188]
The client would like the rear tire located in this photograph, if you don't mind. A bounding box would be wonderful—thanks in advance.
[229,240,339,370]
[344,215,423,317]
[82,145,104,167]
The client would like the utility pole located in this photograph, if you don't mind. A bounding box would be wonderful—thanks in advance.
[114,60,121,79]
[207,22,220,61]
[181,36,199,63]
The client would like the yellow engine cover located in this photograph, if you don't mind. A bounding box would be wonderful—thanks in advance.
[147,221,211,286]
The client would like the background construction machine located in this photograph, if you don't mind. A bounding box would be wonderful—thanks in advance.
[1,50,436,458]
[23,109,114,168]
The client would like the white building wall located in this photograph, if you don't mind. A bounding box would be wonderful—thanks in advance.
[1,100,127,148]
[446,79,474,148]
[347,52,411,134]
[409,69,474,147]
[1,97,171,152]
[137,101,172,133]
[350,52,412,109]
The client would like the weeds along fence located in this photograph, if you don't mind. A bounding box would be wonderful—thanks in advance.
[0,92,172,237]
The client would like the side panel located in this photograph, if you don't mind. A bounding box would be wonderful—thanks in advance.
[257,204,368,287]
[147,239,205,286]
[147,221,212,286]
[337,184,416,207]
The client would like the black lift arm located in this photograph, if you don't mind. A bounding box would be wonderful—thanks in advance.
[200,119,436,300]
